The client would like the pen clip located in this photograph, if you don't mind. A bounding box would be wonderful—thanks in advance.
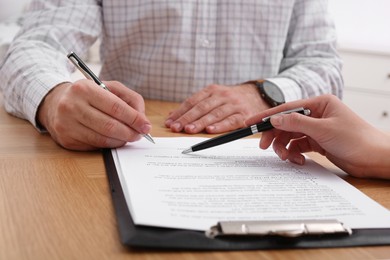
[67,52,103,86]
[67,53,93,80]
[262,107,310,122]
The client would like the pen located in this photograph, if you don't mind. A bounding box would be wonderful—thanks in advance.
[182,107,311,154]
[67,52,155,144]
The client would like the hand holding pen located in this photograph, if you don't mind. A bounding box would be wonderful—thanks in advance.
[68,52,154,144]
[182,107,310,154]
[245,94,390,179]
[37,52,153,151]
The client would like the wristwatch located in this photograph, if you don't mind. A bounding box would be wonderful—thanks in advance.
[254,80,285,107]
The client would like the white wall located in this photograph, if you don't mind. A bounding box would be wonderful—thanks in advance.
[329,0,390,53]
[0,0,30,21]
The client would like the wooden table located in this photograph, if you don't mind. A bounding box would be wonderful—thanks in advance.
[1,94,390,260]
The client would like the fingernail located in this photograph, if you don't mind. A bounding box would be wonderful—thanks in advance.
[293,156,304,165]
[165,118,173,127]
[186,124,195,131]
[171,122,181,131]
[207,125,215,132]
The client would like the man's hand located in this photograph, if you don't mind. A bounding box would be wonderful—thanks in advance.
[165,83,270,134]
[37,80,152,151]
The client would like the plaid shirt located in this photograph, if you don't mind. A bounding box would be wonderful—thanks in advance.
[0,0,343,129]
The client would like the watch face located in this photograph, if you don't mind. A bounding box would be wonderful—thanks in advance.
[263,81,285,103]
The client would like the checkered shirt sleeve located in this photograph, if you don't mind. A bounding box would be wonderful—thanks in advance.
[0,0,342,129]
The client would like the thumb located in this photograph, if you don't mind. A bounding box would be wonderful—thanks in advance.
[270,113,323,139]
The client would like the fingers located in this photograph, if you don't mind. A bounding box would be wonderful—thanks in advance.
[38,80,150,150]
[270,112,329,143]
[259,113,327,165]
[272,135,310,165]
[183,105,244,134]
[204,113,245,134]
[253,95,375,172]
[165,86,215,132]
[173,96,223,132]
[104,80,146,113]
[259,113,312,152]
[245,94,337,126]
[165,84,265,133]
[89,81,152,135]
[259,131,277,150]
[51,121,131,151]
[77,100,144,142]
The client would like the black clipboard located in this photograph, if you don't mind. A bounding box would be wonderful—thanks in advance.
[103,149,390,250]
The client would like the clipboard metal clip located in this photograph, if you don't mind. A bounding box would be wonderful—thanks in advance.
[206,219,352,239]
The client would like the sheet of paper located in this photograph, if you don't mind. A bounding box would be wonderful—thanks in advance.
[113,137,390,231]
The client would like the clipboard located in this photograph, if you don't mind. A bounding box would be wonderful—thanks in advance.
[103,149,390,250]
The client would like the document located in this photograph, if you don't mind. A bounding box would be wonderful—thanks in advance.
[112,137,390,231]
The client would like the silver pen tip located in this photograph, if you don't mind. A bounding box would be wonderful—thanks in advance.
[143,134,155,144]
[182,148,193,154]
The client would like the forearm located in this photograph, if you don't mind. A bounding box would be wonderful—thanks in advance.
[364,131,390,179]
[277,57,343,99]
[335,127,390,180]
[0,0,102,129]
[0,43,71,127]
[266,54,343,102]
[275,0,343,100]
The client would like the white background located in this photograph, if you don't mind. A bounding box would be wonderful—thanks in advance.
[329,0,390,53]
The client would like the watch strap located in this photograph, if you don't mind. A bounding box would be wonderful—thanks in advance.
[241,80,285,107]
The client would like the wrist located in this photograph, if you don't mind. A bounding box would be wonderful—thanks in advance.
[241,79,285,107]
[369,131,390,179]
[351,129,390,179]
[37,82,72,130]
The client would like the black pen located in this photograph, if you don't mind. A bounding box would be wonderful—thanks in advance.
[182,107,311,154]
[67,52,155,144]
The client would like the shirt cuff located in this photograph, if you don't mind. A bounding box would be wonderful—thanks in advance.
[265,77,302,102]
[24,75,71,132]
